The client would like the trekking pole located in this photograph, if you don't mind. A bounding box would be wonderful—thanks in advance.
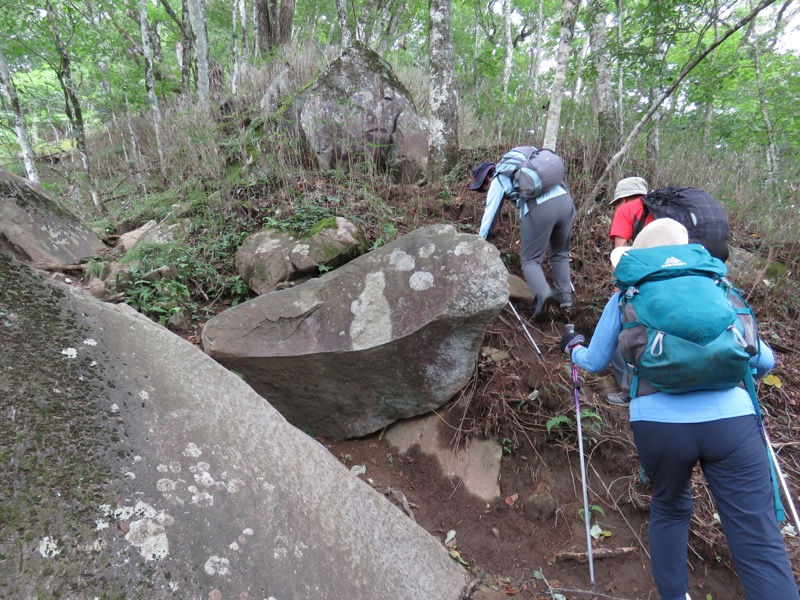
[566,324,597,593]
[764,428,800,533]
[506,301,545,363]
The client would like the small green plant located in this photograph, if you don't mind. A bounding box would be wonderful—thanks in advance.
[500,437,513,455]
[546,414,574,435]
[578,504,606,523]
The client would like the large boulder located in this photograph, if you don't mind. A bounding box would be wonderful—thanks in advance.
[236,217,366,294]
[289,42,428,183]
[0,168,104,265]
[202,225,509,439]
[0,251,470,599]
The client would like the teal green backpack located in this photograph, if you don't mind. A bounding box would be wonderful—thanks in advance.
[613,244,758,398]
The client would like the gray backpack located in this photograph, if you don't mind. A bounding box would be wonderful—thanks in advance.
[495,146,566,203]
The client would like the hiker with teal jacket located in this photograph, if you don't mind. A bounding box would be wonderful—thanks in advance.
[470,147,575,319]
[559,218,798,600]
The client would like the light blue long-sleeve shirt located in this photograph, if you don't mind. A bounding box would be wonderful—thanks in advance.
[478,174,567,239]
[571,292,776,423]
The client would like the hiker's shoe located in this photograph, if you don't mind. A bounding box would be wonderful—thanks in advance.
[555,292,573,309]
[606,391,629,406]
[533,292,554,320]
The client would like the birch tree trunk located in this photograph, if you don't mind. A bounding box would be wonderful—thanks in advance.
[335,0,351,48]
[139,0,167,176]
[543,0,579,150]
[646,23,668,181]
[496,0,513,142]
[45,0,102,212]
[589,0,618,167]
[186,0,211,114]
[587,0,781,201]
[751,37,779,185]
[0,47,40,183]
[179,0,193,99]
[529,0,544,100]
[428,0,459,179]
[232,0,241,95]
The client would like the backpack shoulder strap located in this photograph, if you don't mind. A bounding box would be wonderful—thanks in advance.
[631,202,650,241]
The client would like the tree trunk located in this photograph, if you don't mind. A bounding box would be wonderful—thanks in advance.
[45,0,102,212]
[543,0,579,150]
[186,0,211,113]
[428,0,459,179]
[646,23,668,181]
[496,0,513,142]
[587,0,782,201]
[0,47,40,183]
[139,0,167,176]
[278,0,295,47]
[238,0,248,61]
[179,0,193,99]
[529,0,544,109]
[232,0,241,95]
[751,37,779,185]
[589,0,617,168]
[334,0,351,48]
[256,0,272,53]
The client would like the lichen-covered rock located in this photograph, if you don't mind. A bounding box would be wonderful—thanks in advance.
[236,217,366,294]
[0,252,469,600]
[291,42,428,183]
[0,168,104,265]
[202,225,509,439]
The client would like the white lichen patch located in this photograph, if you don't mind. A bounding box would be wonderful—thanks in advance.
[389,249,415,271]
[38,536,61,558]
[409,271,434,291]
[224,479,244,493]
[157,464,169,473]
[109,403,119,414]
[454,241,475,256]
[133,455,142,462]
[255,238,281,254]
[83,338,97,346]
[194,471,216,487]
[229,541,240,551]
[349,272,391,350]
[124,471,136,480]
[243,528,254,536]
[191,490,214,507]
[183,443,202,458]
[95,519,109,531]
[60,347,77,359]
[204,556,230,576]
[126,518,169,561]
[418,243,436,259]
[157,479,176,492]
[139,390,149,401]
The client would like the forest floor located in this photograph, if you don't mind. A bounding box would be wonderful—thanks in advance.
[154,160,800,600]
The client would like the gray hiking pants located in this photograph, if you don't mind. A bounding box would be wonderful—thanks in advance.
[520,191,575,301]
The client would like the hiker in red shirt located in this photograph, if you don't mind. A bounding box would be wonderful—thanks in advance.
[609,177,651,248]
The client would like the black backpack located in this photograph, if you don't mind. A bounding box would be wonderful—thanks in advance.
[632,186,730,262]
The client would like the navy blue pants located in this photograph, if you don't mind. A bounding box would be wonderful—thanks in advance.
[631,416,798,600]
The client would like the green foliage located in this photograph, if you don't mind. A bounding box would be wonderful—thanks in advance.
[263,200,337,237]
[578,504,606,524]
[545,408,603,441]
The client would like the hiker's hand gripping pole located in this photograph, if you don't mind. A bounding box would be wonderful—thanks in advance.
[507,301,545,364]
[566,324,597,594]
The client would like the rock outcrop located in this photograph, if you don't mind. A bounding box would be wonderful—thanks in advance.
[202,225,509,439]
[0,251,469,600]
[0,168,104,265]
